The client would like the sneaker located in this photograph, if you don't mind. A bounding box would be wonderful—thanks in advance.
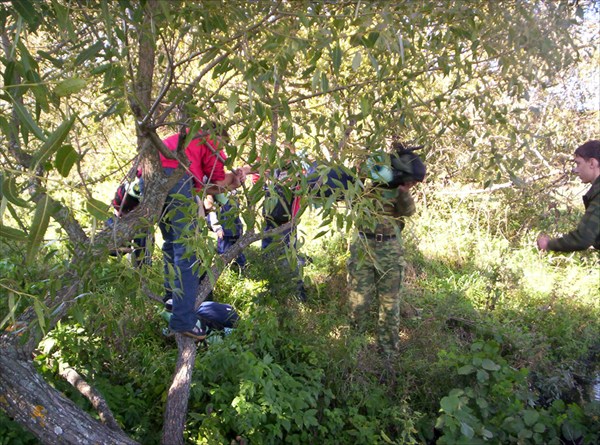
[164,298,173,312]
[180,325,206,341]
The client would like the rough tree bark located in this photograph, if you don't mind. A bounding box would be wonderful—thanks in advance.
[0,346,139,445]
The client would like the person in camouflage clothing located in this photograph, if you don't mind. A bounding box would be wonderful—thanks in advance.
[347,143,426,355]
[537,140,600,252]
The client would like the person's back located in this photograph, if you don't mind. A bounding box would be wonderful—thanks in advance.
[158,124,244,340]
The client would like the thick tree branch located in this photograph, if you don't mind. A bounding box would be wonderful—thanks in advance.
[0,349,139,445]
[161,336,197,445]
[59,366,122,432]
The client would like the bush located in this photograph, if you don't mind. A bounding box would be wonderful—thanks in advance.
[435,340,600,445]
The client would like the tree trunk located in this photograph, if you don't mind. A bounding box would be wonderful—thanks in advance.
[0,346,139,445]
[161,336,198,445]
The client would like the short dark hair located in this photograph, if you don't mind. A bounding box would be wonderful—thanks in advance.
[574,140,600,163]
[202,121,230,140]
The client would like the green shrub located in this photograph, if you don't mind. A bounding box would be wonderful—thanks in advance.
[435,340,600,445]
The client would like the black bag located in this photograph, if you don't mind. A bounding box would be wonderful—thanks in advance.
[263,184,294,225]
[111,178,141,216]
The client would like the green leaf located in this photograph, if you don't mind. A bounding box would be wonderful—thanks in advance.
[100,0,114,45]
[481,358,501,371]
[482,428,494,439]
[74,41,104,66]
[183,122,202,150]
[331,44,342,74]
[360,96,371,116]
[518,428,533,439]
[37,50,64,68]
[6,90,46,141]
[54,144,79,177]
[561,421,584,441]
[460,421,475,438]
[0,224,28,241]
[476,369,489,382]
[523,409,539,427]
[352,51,362,71]
[0,291,18,331]
[54,78,87,97]
[312,230,329,239]
[32,115,76,171]
[364,32,380,48]
[228,92,239,118]
[440,394,460,413]
[1,174,30,207]
[533,422,546,433]
[86,197,111,220]
[33,298,46,333]
[27,195,56,263]
[51,0,77,41]
[458,364,475,375]
[11,0,40,28]
[321,72,329,92]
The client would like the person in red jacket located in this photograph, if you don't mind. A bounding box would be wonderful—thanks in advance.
[159,124,243,340]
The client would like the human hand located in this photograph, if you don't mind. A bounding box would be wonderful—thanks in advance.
[226,172,242,189]
[234,167,247,182]
[216,229,224,239]
[397,181,416,193]
[536,233,550,251]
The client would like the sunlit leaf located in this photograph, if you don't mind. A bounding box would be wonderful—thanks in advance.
[33,298,47,333]
[54,78,87,97]
[352,51,362,71]
[228,92,239,118]
[331,44,342,74]
[86,197,111,220]
[0,224,28,241]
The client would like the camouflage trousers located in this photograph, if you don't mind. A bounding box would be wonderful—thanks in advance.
[347,234,406,354]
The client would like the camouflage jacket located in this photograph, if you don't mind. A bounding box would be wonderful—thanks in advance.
[548,176,600,252]
[357,186,416,237]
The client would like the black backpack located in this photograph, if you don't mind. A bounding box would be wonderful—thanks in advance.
[263,184,294,225]
[111,172,142,217]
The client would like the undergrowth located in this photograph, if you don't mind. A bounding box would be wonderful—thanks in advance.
[1,187,599,444]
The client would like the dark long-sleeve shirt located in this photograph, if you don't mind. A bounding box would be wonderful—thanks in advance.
[548,176,600,252]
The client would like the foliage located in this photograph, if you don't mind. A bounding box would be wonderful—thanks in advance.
[0,411,37,445]
[1,0,599,443]
[435,340,600,445]
[2,187,598,444]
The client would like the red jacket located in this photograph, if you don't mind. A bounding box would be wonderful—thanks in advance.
[160,133,226,191]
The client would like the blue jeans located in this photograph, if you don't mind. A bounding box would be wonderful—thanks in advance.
[159,170,199,332]
[261,220,294,250]
[218,236,246,267]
